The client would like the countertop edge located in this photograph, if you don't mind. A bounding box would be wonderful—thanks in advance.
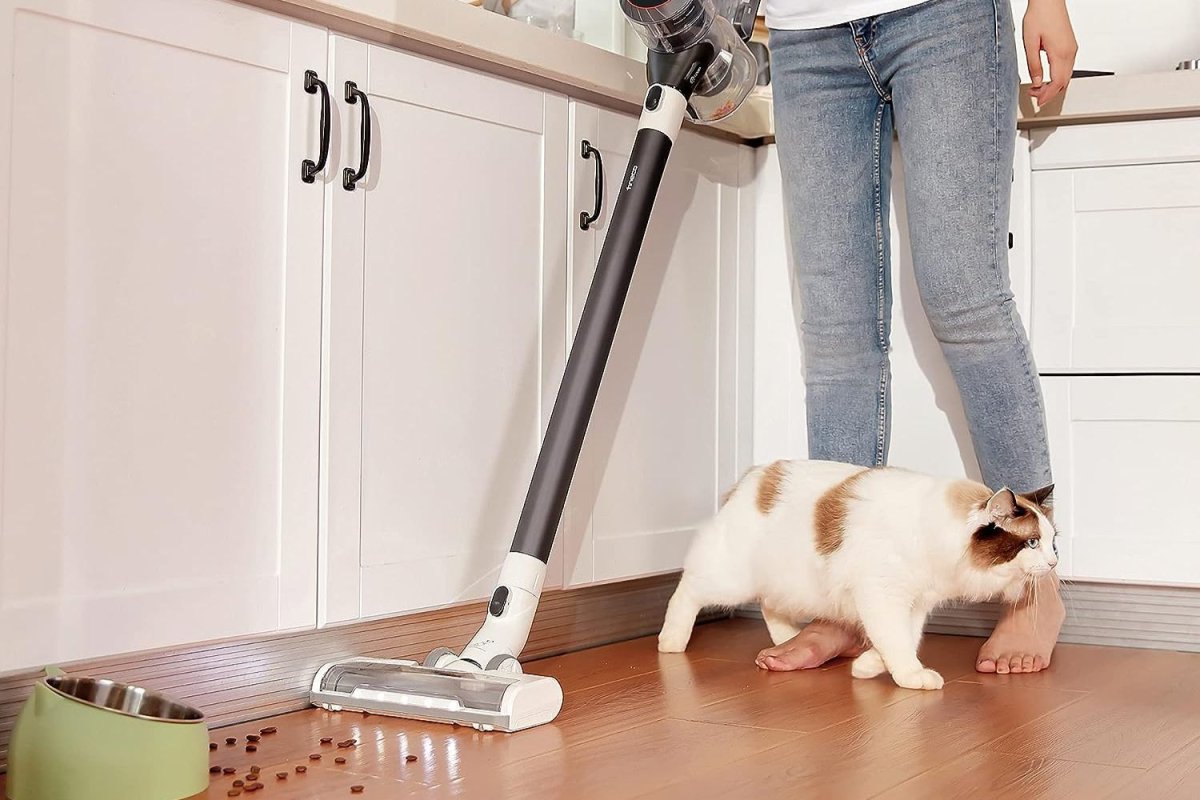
[236,0,1199,144]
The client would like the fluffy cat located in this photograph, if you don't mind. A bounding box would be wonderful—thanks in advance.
[657,459,1057,690]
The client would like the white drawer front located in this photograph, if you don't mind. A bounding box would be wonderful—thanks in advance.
[1030,162,1200,373]
[1043,376,1200,586]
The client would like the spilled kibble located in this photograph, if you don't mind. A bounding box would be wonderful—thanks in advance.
[223,767,237,775]
[276,772,288,780]
[335,757,346,764]
[309,753,322,760]
[210,766,222,774]
[225,737,237,745]
[233,781,244,788]
[227,791,241,798]
[321,737,334,744]
[351,786,365,794]
[405,755,417,763]
[261,726,277,735]
[295,765,307,774]
[245,745,257,753]
[209,742,218,751]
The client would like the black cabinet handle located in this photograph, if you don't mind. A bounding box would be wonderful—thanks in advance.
[301,70,331,183]
[343,81,371,191]
[579,140,603,230]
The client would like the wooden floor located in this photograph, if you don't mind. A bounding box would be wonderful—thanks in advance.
[11,618,1200,798]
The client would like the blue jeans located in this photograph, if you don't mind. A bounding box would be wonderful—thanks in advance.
[769,0,1052,493]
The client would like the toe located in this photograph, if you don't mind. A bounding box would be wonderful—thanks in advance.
[976,658,997,674]
[1021,655,1035,672]
[996,656,1011,674]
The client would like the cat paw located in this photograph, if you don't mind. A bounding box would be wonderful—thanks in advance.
[850,649,887,679]
[657,630,690,653]
[891,667,944,691]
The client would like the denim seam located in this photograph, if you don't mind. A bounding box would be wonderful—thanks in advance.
[871,98,888,467]
[849,23,892,101]
[989,0,1052,480]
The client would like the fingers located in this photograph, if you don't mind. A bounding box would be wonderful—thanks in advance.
[1031,46,1078,106]
[1024,34,1044,92]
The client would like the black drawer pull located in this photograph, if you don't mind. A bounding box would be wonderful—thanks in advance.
[343,81,371,191]
[301,70,331,183]
[579,140,603,230]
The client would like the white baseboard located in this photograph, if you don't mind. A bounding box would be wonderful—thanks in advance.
[735,581,1200,653]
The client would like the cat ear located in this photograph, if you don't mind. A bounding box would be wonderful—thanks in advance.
[1020,484,1055,509]
[986,488,1019,519]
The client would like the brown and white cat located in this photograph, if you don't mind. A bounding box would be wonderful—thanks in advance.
[657,459,1057,690]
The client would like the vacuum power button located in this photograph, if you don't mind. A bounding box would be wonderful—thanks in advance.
[645,85,662,111]
[489,586,509,617]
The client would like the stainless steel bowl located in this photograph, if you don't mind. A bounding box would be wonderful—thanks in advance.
[1178,60,1199,70]
[45,676,205,723]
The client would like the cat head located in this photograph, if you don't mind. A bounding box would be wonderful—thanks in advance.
[968,485,1057,583]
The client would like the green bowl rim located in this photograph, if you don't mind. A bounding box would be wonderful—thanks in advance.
[41,676,206,725]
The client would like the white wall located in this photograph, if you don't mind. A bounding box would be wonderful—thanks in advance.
[1011,0,1200,79]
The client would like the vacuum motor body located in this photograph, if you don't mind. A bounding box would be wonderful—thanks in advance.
[619,0,760,122]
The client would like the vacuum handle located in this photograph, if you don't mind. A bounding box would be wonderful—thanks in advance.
[579,140,604,231]
[343,81,371,191]
[509,89,685,564]
[301,70,331,183]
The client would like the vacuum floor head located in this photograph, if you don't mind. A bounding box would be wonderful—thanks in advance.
[310,658,563,733]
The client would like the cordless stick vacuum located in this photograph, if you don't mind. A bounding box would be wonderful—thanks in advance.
[311,0,762,732]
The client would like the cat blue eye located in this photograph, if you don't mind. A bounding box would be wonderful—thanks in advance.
[1025,537,1040,550]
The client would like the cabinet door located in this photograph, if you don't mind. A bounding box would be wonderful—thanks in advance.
[1042,376,1200,585]
[322,38,569,622]
[564,103,750,586]
[1030,162,1200,373]
[0,0,326,670]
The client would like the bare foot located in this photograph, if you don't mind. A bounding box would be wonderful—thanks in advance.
[755,620,867,671]
[977,572,1065,674]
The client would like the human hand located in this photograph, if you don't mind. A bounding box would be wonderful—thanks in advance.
[1022,0,1078,107]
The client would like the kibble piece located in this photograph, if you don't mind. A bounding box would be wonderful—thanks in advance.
[335,757,346,764]
[276,772,289,779]
[321,737,334,744]
[295,765,308,774]
[227,791,241,798]
[245,745,257,753]
[247,784,264,793]
[261,726,277,735]
[233,781,244,788]
[209,765,222,774]
[309,753,322,760]
[351,787,365,794]
[225,737,237,745]
[223,767,237,775]
[210,742,218,751]
[246,734,260,742]
[405,755,417,763]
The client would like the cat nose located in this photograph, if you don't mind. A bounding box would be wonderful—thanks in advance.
[1047,557,1059,569]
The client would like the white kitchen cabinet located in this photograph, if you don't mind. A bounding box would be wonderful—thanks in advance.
[563,102,753,586]
[320,37,571,622]
[1030,161,1200,373]
[0,0,327,670]
[1042,376,1200,586]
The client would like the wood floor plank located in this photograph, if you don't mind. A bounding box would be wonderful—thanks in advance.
[455,718,799,800]
[874,750,1144,799]
[984,648,1200,768]
[1113,733,1200,798]
[646,681,1085,800]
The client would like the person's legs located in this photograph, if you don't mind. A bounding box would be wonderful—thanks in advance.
[878,0,1062,673]
[758,21,893,671]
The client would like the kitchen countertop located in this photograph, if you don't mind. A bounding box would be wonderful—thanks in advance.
[241,0,1200,143]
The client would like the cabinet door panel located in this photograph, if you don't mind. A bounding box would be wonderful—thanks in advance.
[566,103,744,585]
[1043,376,1200,585]
[0,0,325,670]
[1031,162,1200,373]
[323,40,568,621]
